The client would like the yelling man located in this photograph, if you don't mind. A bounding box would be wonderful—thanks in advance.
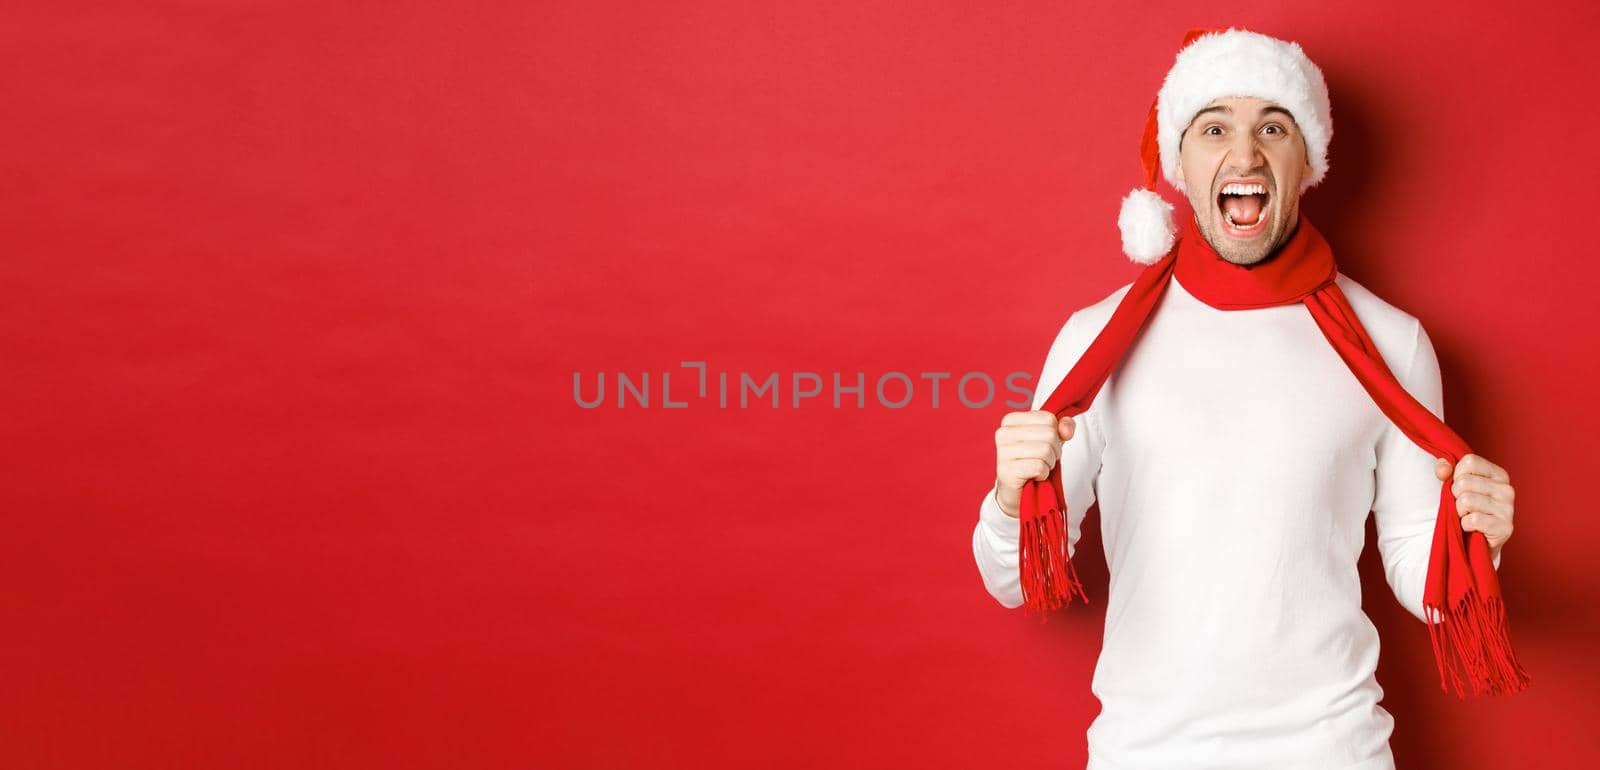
[971,28,1520,770]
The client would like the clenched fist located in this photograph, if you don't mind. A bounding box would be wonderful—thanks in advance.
[993,410,1076,519]
[1436,453,1516,561]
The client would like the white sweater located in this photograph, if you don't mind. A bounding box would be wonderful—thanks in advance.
[972,272,1500,770]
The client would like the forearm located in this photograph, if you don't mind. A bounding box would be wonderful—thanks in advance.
[972,485,1025,609]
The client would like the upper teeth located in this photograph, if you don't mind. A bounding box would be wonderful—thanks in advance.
[1221,182,1266,195]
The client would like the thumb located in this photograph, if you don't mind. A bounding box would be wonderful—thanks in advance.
[1058,415,1076,442]
[1435,457,1453,481]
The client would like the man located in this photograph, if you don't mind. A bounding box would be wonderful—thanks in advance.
[970,28,1520,770]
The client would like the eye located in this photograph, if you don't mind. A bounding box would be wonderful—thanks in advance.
[1262,124,1285,135]
[1203,125,1223,136]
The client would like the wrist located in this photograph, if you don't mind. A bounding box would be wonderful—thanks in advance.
[993,483,1020,519]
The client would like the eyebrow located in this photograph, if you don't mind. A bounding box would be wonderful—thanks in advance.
[1193,104,1297,122]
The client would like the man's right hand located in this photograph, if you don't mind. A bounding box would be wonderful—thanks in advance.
[993,410,1076,519]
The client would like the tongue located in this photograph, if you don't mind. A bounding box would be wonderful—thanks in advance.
[1223,194,1264,225]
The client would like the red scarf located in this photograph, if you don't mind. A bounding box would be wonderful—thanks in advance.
[1019,209,1531,697]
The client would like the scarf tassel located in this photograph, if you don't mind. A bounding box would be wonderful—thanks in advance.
[1017,465,1533,698]
[1018,467,1088,617]
[1423,482,1532,697]
[1425,587,1530,697]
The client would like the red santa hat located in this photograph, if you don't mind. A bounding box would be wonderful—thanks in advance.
[1118,27,1334,263]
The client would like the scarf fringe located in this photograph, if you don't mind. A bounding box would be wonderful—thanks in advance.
[1018,505,1087,618]
[1424,584,1532,697]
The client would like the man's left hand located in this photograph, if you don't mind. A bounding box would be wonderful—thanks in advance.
[1436,454,1515,561]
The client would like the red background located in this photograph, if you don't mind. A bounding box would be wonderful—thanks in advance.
[5,2,1598,767]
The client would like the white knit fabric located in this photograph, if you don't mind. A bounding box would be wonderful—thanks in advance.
[972,274,1499,770]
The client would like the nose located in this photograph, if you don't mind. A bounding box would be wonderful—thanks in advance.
[1228,129,1266,170]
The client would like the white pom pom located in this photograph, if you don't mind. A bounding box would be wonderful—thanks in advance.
[1117,188,1176,264]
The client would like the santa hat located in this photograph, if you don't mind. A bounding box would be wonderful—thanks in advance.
[1118,27,1334,263]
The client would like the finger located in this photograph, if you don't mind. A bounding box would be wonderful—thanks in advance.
[1454,453,1510,484]
[998,458,1051,485]
[1455,491,1513,520]
[992,441,1056,464]
[1009,440,1059,469]
[1021,457,1051,482]
[996,423,1062,446]
[997,442,1046,464]
[1435,457,1453,481]
[1001,410,1059,427]
[1450,474,1515,506]
[1460,512,1513,544]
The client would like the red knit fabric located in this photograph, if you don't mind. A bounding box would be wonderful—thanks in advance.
[1018,210,1532,698]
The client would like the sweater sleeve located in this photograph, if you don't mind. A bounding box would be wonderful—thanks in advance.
[972,311,1108,609]
[1372,320,1501,625]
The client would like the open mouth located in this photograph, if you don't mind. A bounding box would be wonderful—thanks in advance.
[1216,180,1271,238]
